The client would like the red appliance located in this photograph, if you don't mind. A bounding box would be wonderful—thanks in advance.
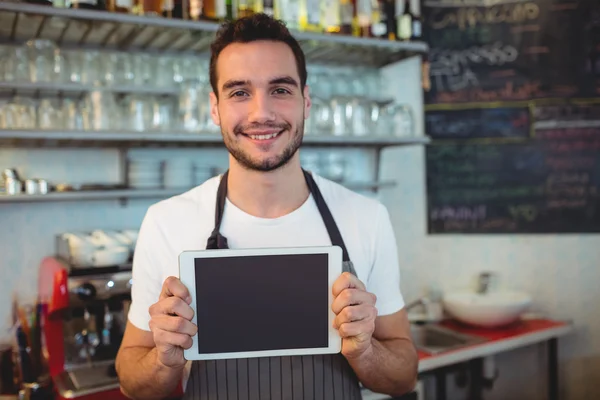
[40,256,131,400]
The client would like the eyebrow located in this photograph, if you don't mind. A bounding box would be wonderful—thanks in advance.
[221,76,299,92]
[222,79,250,91]
[269,76,299,87]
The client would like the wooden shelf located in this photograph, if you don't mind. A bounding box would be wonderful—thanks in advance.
[0,2,428,68]
[0,181,396,204]
[0,130,430,148]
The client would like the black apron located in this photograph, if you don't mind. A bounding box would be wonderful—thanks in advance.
[182,170,362,400]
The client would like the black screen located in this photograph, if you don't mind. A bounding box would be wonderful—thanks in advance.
[194,253,329,354]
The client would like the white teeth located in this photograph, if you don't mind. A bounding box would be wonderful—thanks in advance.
[249,131,280,140]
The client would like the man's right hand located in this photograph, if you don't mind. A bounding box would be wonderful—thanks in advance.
[148,276,198,369]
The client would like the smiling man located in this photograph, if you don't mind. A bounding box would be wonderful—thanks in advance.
[116,13,418,400]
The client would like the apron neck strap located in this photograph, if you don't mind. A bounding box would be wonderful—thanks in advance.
[206,169,351,264]
[206,171,229,250]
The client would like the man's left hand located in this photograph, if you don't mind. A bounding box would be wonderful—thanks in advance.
[332,272,378,360]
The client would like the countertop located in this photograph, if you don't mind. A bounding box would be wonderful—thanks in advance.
[417,318,573,373]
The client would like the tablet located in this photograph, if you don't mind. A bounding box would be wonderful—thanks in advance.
[178,246,343,361]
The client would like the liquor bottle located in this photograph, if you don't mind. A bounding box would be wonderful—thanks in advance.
[411,0,422,40]
[204,0,226,20]
[141,0,164,15]
[106,0,133,13]
[322,0,341,34]
[299,0,322,32]
[237,0,253,17]
[162,0,174,17]
[225,0,235,20]
[189,0,203,19]
[24,0,53,5]
[276,0,300,30]
[383,0,396,39]
[171,0,184,18]
[355,0,375,37]
[263,0,274,16]
[372,0,395,39]
[252,0,263,13]
[70,0,106,10]
[339,0,354,35]
[396,0,412,41]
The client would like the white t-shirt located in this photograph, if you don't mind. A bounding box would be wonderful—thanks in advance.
[129,173,405,332]
[129,173,405,388]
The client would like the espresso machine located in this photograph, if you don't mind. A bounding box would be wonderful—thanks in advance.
[39,256,132,400]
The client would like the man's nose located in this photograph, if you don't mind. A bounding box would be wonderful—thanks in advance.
[248,93,276,123]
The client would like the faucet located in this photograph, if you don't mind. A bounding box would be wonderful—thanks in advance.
[477,272,496,294]
[405,297,430,313]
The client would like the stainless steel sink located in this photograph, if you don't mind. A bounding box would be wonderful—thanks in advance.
[410,324,487,354]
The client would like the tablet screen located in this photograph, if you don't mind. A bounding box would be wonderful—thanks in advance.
[194,253,329,354]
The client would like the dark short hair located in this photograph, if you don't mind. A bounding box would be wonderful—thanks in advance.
[209,13,307,98]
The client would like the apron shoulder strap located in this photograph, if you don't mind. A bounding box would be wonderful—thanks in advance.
[206,171,229,250]
[302,170,351,263]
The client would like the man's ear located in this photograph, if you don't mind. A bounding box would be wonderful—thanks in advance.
[303,85,312,121]
[210,91,220,126]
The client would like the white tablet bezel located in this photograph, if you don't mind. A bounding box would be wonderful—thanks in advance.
[179,245,343,361]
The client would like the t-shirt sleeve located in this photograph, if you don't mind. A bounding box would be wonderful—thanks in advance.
[128,206,166,331]
[367,204,405,316]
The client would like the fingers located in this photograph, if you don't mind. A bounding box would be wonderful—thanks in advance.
[150,296,195,320]
[149,314,198,337]
[160,276,192,304]
[337,319,376,339]
[333,304,377,329]
[154,330,194,350]
[332,272,366,297]
[331,288,376,315]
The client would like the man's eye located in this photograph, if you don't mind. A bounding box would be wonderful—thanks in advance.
[232,91,248,97]
[273,88,291,95]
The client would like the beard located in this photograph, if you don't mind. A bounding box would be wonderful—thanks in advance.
[221,118,304,172]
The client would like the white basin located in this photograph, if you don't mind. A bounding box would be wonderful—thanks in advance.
[443,291,532,328]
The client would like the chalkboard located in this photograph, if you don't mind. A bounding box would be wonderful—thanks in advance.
[426,104,600,233]
[426,107,531,139]
[423,0,600,104]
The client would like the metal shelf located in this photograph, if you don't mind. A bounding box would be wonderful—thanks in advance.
[0,2,428,67]
[0,129,430,148]
[0,81,180,97]
[0,181,396,203]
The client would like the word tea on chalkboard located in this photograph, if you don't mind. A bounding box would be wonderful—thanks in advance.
[423,0,600,104]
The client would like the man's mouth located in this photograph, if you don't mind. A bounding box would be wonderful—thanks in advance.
[244,130,283,141]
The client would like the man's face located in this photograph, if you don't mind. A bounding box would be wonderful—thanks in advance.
[210,40,311,172]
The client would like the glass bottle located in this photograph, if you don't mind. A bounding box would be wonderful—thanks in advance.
[299,0,322,32]
[276,0,300,30]
[410,0,422,40]
[355,0,374,37]
[204,0,226,20]
[396,0,412,41]
[322,0,341,34]
[225,0,235,19]
[189,0,203,20]
[237,0,254,17]
[263,0,274,16]
[70,0,106,10]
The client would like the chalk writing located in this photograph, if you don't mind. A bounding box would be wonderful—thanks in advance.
[508,204,537,221]
[536,128,600,140]
[435,81,542,102]
[545,156,596,170]
[431,205,487,220]
[429,3,540,30]
[429,42,519,92]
